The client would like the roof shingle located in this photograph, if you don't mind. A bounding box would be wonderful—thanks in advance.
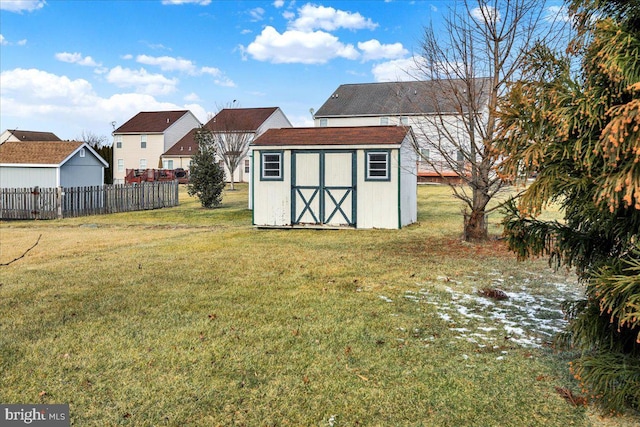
[4,130,62,142]
[0,141,83,164]
[114,110,192,133]
[205,107,278,132]
[251,126,411,147]
[314,79,490,117]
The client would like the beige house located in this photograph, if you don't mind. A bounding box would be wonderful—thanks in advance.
[112,110,201,183]
[162,107,292,184]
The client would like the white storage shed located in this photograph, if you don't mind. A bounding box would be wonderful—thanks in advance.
[250,126,417,229]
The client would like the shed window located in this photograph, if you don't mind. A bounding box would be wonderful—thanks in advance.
[366,150,390,181]
[261,152,283,180]
[79,148,86,158]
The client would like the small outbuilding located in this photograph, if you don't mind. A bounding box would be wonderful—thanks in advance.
[0,141,108,188]
[250,126,417,229]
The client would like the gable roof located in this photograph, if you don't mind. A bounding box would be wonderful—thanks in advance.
[0,141,107,166]
[162,128,200,156]
[2,130,61,142]
[114,110,192,134]
[205,107,279,132]
[251,126,412,147]
[314,79,490,117]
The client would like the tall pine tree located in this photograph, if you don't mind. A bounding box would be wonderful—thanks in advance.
[497,0,640,412]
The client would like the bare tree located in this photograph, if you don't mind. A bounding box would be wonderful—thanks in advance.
[207,105,254,191]
[412,0,567,241]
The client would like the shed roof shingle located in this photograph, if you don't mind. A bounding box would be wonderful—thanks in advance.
[314,79,490,117]
[0,141,83,164]
[114,110,192,133]
[251,126,411,147]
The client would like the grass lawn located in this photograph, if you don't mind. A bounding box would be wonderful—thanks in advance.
[1,184,638,426]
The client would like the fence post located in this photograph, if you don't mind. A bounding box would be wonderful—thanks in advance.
[57,187,63,219]
[31,186,40,220]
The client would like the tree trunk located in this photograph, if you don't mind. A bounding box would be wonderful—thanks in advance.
[464,209,487,241]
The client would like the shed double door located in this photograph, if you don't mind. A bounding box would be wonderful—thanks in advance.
[291,150,356,227]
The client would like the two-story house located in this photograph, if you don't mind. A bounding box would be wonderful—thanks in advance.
[112,110,201,183]
[313,80,489,183]
[162,107,292,184]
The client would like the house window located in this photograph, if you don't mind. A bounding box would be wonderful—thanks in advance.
[400,117,409,125]
[117,159,124,172]
[365,150,390,181]
[380,117,389,125]
[420,148,430,161]
[79,148,86,158]
[244,159,250,173]
[115,135,122,148]
[141,134,147,149]
[140,159,147,169]
[261,151,283,180]
[163,159,174,169]
[319,118,328,127]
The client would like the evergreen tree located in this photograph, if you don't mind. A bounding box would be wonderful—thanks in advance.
[497,0,640,412]
[187,128,225,208]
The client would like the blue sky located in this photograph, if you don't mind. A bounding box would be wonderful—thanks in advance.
[0,0,565,141]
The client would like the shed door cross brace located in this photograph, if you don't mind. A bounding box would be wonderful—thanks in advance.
[292,150,356,227]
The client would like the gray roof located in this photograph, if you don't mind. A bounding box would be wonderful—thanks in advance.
[314,79,490,117]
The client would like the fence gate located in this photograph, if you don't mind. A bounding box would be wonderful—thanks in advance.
[291,150,356,227]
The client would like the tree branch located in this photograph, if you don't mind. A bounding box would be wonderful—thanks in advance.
[0,234,42,266]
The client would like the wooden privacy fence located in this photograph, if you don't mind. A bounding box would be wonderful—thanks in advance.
[0,181,179,220]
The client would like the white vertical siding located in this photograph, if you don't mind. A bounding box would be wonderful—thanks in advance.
[356,149,399,229]
[251,150,291,226]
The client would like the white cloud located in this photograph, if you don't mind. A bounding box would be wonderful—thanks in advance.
[244,26,359,64]
[0,67,206,139]
[471,6,501,24]
[55,52,100,67]
[136,54,197,74]
[135,55,235,86]
[273,0,284,8]
[0,0,45,13]
[184,92,201,102]
[249,7,265,21]
[161,0,211,5]
[122,54,134,60]
[0,34,27,46]
[282,10,295,20]
[289,4,378,32]
[372,57,427,82]
[357,39,408,62]
[546,5,570,23]
[106,66,178,96]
